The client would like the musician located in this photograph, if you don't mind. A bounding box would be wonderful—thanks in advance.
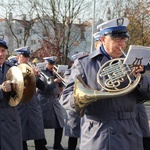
[60,52,86,150]
[93,32,101,50]
[37,56,64,150]
[0,39,23,149]
[14,47,48,150]
[7,55,18,65]
[136,104,150,150]
[60,18,150,150]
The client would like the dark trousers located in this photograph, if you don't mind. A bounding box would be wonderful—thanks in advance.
[68,137,78,150]
[23,139,47,150]
[53,128,63,147]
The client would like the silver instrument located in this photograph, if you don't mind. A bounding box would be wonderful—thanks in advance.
[54,65,67,86]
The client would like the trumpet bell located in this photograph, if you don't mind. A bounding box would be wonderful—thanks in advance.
[6,66,24,106]
[18,64,36,103]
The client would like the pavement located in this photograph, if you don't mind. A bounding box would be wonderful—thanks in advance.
[28,129,80,150]
[27,107,80,150]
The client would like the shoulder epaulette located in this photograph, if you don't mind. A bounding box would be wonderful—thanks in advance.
[5,61,13,67]
[78,53,89,59]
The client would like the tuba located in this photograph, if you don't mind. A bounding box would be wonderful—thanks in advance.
[74,58,142,117]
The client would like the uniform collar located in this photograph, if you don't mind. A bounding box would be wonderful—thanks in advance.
[89,47,103,59]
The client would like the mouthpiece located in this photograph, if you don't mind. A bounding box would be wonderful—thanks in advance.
[119,47,127,57]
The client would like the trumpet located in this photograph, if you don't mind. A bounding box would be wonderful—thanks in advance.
[54,65,67,86]
[27,62,54,85]
[40,71,54,85]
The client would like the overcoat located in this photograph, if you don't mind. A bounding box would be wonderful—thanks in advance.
[61,45,150,150]
[136,104,150,137]
[17,76,45,141]
[60,69,81,138]
[0,62,23,150]
[37,69,64,129]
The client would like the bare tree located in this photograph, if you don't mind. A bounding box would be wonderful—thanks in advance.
[0,0,36,52]
[97,0,150,48]
[125,1,150,46]
[28,0,92,64]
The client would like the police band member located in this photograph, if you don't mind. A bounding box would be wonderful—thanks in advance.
[136,104,150,150]
[0,39,23,150]
[60,18,150,150]
[14,47,48,150]
[7,55,18,65]
[37,56,64,150]
[93,32,101,50]
[61,52,86,150]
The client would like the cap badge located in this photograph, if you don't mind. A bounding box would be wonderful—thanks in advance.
[0,34,4,40]
[27,46,31,51]
[117,18,124,26]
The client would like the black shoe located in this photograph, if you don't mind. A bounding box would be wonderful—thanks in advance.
[35,146,48,150]
[53,144,65,150]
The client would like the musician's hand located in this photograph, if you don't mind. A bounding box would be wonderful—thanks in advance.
[1,80,12,92]
[132,65,145,78]
[54,78,62,83]
[32,66,40,76]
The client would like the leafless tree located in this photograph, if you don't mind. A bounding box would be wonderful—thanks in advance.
[0,0,36,51]
[96,0,150,48]
[27,0,93,64]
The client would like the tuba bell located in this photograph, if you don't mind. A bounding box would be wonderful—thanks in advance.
[74,58,142,117]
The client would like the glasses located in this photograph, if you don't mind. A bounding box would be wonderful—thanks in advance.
[111,37,129,42]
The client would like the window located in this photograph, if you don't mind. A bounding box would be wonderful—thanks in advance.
[31,40,36,45]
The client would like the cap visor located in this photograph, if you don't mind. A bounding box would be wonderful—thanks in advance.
[0,44,8,49]
[108,32,130,38]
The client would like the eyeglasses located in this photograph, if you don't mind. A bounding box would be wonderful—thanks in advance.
[104,33,129,42]
[111,37,129,42]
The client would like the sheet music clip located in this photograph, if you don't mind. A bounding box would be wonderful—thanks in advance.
[36,62,46,71]
[123,45,150,66]
[57,65,68,73]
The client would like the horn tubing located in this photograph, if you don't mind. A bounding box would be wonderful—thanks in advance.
[74,58,142,117]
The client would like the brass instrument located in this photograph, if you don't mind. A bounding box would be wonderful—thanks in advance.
[28,62,66,86]
[54,65,67,86]
[28,62,54,85]
[40,71,54,85]
[74,58,142,117]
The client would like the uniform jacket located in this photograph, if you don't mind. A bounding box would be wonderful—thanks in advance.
[0,62,23,150]
[136,104,150,137]
[17,70,45,141]
[61,69,81,138]
[60,46,150,150]
[37,69,64,129]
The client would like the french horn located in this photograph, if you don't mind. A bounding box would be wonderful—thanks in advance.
[74,58,142,117]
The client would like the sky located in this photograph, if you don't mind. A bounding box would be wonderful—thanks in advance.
[0,0,109,21]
